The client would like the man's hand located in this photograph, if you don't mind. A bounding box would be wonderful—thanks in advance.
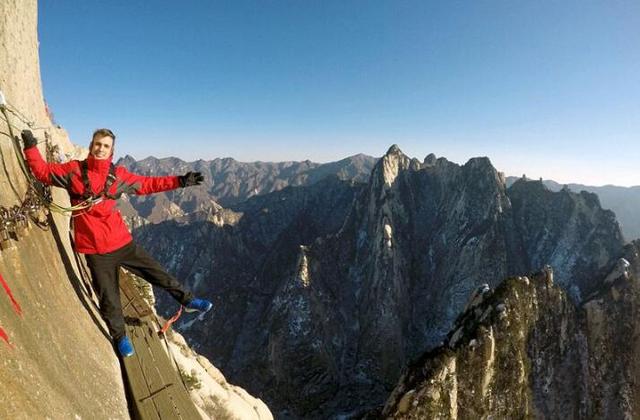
[179,171,204,188]
[21,130,38,150]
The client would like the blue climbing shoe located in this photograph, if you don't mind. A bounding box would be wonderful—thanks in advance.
[117,336,135,358]
[184,298,213,314]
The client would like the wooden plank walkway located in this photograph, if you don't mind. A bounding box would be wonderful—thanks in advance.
[119,272,202,420]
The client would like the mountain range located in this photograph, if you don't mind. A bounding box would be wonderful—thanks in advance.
[117,154,640,241]
[126,146,628,417]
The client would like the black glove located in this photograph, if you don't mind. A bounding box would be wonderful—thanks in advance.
[179,171,204,187]
[21,130,38,150]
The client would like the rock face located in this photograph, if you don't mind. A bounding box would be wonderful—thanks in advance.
[508,178,623,301]
[135,146,625,417]
[0,1,128,418]
[382,242,640,419]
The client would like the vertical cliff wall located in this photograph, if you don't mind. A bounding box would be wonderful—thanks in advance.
[0,1,130,418]
[1,2,272,419]
[1,0,48,126]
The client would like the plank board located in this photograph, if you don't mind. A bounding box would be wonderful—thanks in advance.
[146,326,198,415]
[117,271,201,420]
[123,323,162,420]
[131,322,177,415]
[120,271,154,318]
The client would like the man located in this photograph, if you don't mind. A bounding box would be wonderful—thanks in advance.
[21,128,212,358]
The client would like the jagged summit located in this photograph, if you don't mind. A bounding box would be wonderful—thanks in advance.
[462,156,507,186]
[116,155,188,167]
[509,176,550,193]
[464,155,493,168]
[347,152,375,160]
[118,154,137,165]
[423,153,437,165]
[371,144,412,188]
[385,144,404,156]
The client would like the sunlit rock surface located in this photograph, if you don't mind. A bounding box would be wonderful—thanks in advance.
[381,242,640,419]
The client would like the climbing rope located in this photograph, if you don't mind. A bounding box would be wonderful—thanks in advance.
[3,103,35,128]
[0,113,22,200]
[0,96,96,217]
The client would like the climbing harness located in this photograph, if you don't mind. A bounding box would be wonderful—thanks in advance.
[68,159,123,204]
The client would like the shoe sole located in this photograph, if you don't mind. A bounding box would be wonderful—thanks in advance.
[184,302,213,314]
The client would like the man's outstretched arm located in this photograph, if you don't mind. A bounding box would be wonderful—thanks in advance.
[117,168,204,196]
[22,130,76,188]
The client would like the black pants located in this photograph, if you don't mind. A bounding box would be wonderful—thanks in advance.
[85,241,194,341]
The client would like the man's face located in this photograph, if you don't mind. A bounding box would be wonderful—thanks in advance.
[90,135,114,160]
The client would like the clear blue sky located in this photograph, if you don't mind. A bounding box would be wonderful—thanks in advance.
[38,1,639,186]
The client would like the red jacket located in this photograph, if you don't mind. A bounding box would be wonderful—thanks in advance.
[25,146,181,254]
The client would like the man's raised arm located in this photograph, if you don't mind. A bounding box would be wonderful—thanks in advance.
[117,168,204,196]
[22,130,76,189]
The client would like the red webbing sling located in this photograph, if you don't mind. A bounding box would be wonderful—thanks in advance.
[159,305,183,335]
[0,326,12,349]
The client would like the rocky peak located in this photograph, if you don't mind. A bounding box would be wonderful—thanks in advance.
[423,153,437,166]
[372,144,412,188]
[463,156,504,187]
[117,154,137,167]
[464,156,492,169]
[508,178,624,300]
[509,176,548,195]
[379,267,574,419]
[386,144,403,155]
[506,176,640,241]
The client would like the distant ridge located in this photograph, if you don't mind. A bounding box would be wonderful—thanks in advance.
[116,153,378,222]
[506,176,640,240]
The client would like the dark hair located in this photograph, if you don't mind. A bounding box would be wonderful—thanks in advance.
[91,128,116,147]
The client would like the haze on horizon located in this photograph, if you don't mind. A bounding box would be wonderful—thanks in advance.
[38,1,639,187]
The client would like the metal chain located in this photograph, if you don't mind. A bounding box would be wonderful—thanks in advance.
[0,186,49,245]
[0,133,54,248]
